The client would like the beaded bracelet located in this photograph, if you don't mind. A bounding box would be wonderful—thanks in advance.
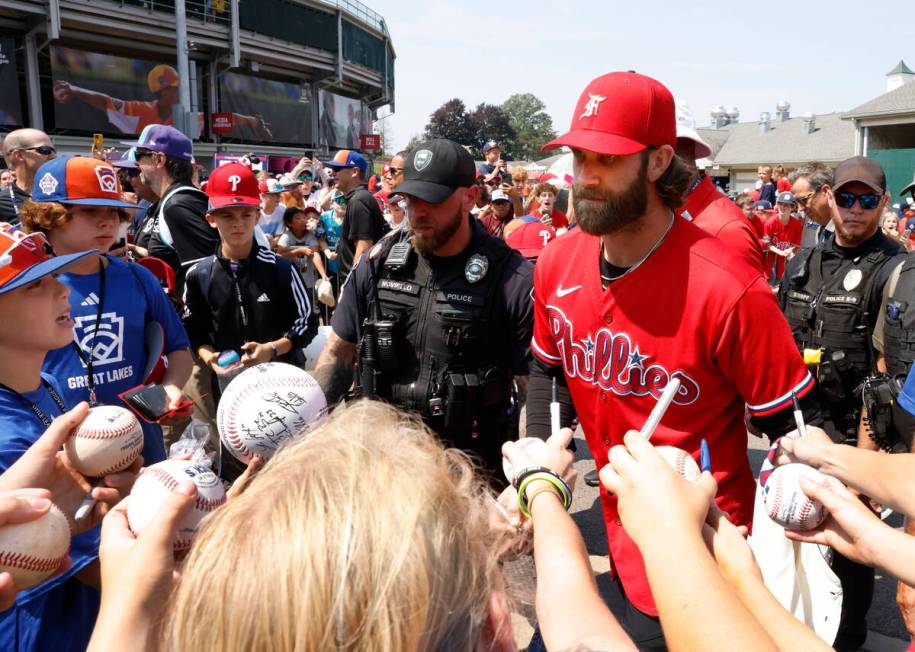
[517,471,572,519]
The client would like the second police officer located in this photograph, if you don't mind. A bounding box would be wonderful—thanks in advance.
[778,155,906,651]
[313,138,534,484]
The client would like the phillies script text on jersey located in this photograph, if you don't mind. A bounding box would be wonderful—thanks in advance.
[544,304,700,403]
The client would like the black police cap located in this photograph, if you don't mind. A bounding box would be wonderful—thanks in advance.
[396,139,477,204]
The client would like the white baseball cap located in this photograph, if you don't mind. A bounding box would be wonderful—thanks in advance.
[490,189,511,203]
[675,98,712,160]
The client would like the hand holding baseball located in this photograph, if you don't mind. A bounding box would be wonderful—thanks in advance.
[600,430,717,548]
[92,484,197,651]
[775,426,833,468]
[783,474,884,566]
[0,403,141,532]
[0,489,72,611]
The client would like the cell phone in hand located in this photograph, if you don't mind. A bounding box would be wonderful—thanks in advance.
[119,383,194,423]
[93,133,104,150]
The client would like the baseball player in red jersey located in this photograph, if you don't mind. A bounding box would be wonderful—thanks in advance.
[524,71,821,649]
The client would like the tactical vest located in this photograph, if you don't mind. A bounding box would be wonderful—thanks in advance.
[361,228,518,457]
[882,255,915,380]
[782,246,890,389]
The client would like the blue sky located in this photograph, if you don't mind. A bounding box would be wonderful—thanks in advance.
[371,0,915,156]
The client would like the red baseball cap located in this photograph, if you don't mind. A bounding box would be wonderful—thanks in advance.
[505,219,557,259]
[542,71,676,156]
[205,162,260,209]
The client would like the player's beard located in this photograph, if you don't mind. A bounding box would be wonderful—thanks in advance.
[573,156,649,236]
[411,206,464,253]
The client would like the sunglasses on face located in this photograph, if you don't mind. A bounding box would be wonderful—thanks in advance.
[835,191,882,210]
[794,190,817,207]
[385,167,404,176]
[18,145,56,157]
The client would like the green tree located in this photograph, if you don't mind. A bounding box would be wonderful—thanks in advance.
[404,134,424,152]
[501,93,556,160]
[423,98,474,145]
[467,103,516,159]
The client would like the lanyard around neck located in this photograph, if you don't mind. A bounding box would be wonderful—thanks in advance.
[0,379,68,427]
[70,257,107,405]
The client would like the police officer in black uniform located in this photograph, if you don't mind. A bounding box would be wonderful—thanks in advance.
[313,138,534,484]
[778,155,905,652]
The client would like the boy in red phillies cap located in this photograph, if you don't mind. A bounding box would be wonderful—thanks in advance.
[523,71,821,648]
[182,162,317,481]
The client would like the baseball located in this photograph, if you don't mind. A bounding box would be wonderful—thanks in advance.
[0,504,70,589]
[656,446,701,481]
[502,437,549,482]
[65,405,144,477]
[763,463,829,532]
[217,362,328,464]
[127,459,227,551]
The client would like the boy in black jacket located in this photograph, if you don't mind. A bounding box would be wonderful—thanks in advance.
[182,163,316,478]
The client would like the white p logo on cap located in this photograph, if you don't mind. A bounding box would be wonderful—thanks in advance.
[228,174,242,192]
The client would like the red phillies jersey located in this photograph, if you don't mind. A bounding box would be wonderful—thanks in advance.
[763,216,803,280]
[677,177,764,275]
[532,218,813,615]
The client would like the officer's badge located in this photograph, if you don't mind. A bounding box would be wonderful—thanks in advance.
[843,269,862,291]
[888,302,902,321]
[465,254,488,284]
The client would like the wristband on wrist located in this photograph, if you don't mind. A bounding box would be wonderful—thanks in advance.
[270,342,278,359]
[526,484,562,517]
[512,466,553,490]
[517,471,572,519]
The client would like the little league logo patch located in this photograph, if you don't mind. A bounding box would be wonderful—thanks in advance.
[74,311,125,367]
[413,149,433,171]
[94,166,119,194]
[37,172,59,197]
[545,304,700,403]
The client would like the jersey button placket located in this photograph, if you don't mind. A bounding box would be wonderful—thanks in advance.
[603,313,613,325]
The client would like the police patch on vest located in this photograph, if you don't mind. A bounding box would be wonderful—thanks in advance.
[843,269,862,291]
[438,290,484,306]
[823,294,860,305]
[377,278,420,295]
[887,301,902,321]
[465,254,488,284]
[788,290,813,302]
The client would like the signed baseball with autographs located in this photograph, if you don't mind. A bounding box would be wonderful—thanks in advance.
[217,362,328,464]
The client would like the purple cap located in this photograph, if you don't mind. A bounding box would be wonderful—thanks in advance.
[122,124,193,162]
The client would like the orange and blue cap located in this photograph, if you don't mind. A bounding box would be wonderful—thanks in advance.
[323,149,368,175]
[0,225,96,295]
[32,156,137,209]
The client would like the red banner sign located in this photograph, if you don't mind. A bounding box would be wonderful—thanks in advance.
[361,133,381,150]
[212,112,234,134]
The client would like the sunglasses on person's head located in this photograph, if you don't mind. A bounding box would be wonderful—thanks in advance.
[835,191,882,210]
[17,145,56,157]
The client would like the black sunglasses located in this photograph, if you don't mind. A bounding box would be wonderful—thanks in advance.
[835,191,882,210]
[18,145,56,156]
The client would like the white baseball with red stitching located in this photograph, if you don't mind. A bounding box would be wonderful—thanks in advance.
[0,504,70,589]
[65,405,144,477]
[126,459,227,551]
[656,446,701,481]
[763,463,829,532]
[217,362,328,464]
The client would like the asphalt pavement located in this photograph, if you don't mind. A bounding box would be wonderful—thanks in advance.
[506,430,910,651]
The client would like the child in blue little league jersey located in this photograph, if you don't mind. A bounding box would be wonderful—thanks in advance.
[21,156,193,474]
[0,223,104,650]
